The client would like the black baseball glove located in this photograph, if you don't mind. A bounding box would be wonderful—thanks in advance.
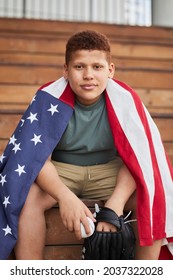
[82,207,136,260]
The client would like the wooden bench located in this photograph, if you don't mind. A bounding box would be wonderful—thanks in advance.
[8,199,104,260]
[0,18,173,259]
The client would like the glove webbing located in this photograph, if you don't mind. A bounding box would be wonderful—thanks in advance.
[96,207,122,230]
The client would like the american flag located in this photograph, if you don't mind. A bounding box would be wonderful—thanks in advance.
[0,77,173,259]
[105,79,173,253]
[0,78,74,259]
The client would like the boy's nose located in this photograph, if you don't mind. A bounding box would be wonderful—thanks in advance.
[83,68,94,79]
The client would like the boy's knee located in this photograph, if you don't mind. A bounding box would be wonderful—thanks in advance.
[22,183,45,213]
[23,182,56,213]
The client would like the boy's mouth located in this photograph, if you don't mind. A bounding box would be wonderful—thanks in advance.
[81,84,97,90]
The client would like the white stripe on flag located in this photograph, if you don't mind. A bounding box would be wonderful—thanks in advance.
[42,77,68,98]
[106,79,155,228]
[144,106,173,237]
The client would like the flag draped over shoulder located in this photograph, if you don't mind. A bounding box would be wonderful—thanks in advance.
[0,77,173,259]
[0,78,74,259]
[105,79,173,252]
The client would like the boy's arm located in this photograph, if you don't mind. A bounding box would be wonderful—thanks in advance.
[105,163,136,214]
[97,163,136,232]
[35,158,95,239]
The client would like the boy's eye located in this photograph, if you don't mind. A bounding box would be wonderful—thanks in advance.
[74,65,83,69]
[94,65,103,69]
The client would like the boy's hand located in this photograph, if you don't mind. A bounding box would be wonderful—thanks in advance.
[96,221,117,232]
[58,189,96,240]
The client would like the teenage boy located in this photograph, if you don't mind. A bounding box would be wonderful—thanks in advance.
[1,30,173,260]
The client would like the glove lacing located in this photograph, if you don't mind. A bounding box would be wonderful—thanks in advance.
[94,203,137,224]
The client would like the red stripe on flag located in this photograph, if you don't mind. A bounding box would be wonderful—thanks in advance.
[105,91,153,245]
[115,80,166,241]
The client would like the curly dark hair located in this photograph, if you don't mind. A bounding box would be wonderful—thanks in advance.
[65,30,111,65]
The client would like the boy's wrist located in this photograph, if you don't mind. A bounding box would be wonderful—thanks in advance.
[56,185,74,203]
[104,202,124,216]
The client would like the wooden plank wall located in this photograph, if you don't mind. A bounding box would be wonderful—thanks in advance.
[0,18,173,259]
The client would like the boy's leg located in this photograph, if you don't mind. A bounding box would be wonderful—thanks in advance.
[14,182,57,260]
[135,238,162,260]
[125,193,162,260]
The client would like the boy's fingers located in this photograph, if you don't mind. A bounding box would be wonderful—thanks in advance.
[73,220,82,240]
[96,222,117,232]
[85,207,96,222]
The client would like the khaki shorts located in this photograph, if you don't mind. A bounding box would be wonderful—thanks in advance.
[51,158,123,201]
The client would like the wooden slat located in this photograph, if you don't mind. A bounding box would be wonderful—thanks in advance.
[0,114,21,139]
[0,36,66,54]
[0,52,64,66]
[0,140,7,154]
[0,104,28,112]
[0,65,62,85]
[0,85,38,102]
[0,36,173,61]
[137,89,173,109]
[116,58,173,71]
[111,43,173,60]
[164,142,173,165]
[0,18,172,44]
[115,71,173,89]
[154,118,173,141]
[44,245,82,260]
[8,244,83,260]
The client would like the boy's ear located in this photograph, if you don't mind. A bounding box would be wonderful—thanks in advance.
[63,64,68,79]
[108,63,115,78]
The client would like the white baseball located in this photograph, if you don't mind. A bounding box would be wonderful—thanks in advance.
[80,217,95,238]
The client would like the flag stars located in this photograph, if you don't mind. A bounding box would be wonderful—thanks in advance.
[47,104,59,116]
[20,119,25,127]
[2,225,12,236]
[30,95,36,104]
[15,164,26,176]
[0,153,6,163]
[30,134,42,146]
[27,112,38,123]
[12,142,22,154]
[3,196,11,208]
[9,134,17,145]
[0,174,7,186]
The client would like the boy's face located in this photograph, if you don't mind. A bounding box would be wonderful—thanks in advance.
[64,50,115,105]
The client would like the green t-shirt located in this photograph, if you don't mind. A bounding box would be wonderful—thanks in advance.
[52,94,117,166]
